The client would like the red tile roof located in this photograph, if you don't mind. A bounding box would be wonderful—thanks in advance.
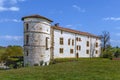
[52,26,100,38]
[21,14,53,22]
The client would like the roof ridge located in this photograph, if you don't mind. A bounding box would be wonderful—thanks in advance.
[21,14,53,22]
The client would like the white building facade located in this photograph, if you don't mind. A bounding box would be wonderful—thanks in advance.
[22,15,101,66]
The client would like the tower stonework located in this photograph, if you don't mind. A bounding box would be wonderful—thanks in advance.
[22,15,53,66]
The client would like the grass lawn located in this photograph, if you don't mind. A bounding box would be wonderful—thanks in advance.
[0,58,120,80]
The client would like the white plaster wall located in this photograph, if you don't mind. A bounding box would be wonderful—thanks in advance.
[53,29,101,58]
[53,29,76,58]
[76,35,89,57]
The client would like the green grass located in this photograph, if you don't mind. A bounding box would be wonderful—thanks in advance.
[0,58,120,80]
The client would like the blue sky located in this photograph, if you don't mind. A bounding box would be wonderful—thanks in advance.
[0,0,120,47]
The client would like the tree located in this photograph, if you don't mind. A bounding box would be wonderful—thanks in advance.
[0,45,23,68]
[100,31,110,52]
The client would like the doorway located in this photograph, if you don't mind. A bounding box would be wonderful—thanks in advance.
[76,53,79,58]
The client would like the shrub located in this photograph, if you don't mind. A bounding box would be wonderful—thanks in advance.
[114,51,120,58]
[34,63,39,66]
[102,50,113,59]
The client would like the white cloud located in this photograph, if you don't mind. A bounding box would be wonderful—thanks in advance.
[0,6,19,11]
[0,0,25,12]
[10,0,25,4]
[9,7,19,11]
[72,5,85,12]
[0,18,21,22]
[103,17,120,21]
[0,35,23,41]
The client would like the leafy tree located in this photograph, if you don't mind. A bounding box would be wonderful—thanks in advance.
[0,45,23,68]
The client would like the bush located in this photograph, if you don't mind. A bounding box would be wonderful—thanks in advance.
[34,63,39,66]
[102,50,113,59]
[114,51,120,58]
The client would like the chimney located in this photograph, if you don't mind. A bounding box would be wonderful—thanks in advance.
[54,23,59,27]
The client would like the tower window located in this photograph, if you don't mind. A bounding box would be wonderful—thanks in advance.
[26,50,29,56]
[26,35,29,45]
[46,37,49,50]
[26,23,29,31]
[60,37,64,45]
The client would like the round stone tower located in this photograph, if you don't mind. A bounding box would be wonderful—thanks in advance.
[22,15,53,66]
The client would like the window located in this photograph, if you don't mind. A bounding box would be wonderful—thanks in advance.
[60,48,63,54]
[77,45,81,50]
[96,38,98,40]
[61,30,63,34]
[86,50,89,54]
[96,42,98,48]
[72,39,74,46]
[79,46,81,50]
[76,37,78,41]
[68,39,70,45]
[26,23,29,31]
[46,37,49,50]
[60,37,64,45]
[87,41,89,47]
[70,49,74,54]
[79,38,81,41]
[77,45,79,50]
[26,35,29,45]
[96,50,98,54]
[26,50,29,56]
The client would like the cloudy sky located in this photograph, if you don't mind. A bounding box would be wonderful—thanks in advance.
[0,0,120,47]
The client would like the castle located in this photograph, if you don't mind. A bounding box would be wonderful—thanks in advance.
[22,15,101,66]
